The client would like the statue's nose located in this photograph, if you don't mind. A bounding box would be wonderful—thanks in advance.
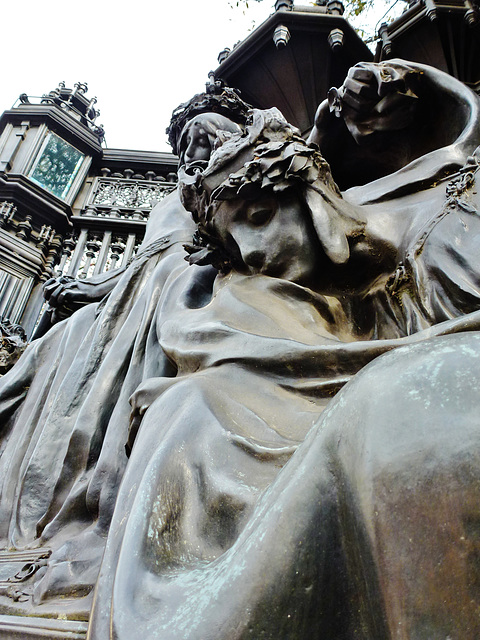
[244,250,265,271]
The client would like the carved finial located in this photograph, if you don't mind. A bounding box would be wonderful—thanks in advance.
[15,215,33,241]
[275,0,293,10]
[326,0,344,15]
[378,22,392,56]
[464,0,478,25]
[74,82,88,95]
[273,24,291,48]
[207,71,216,91]
[328,28,344,51]
[424,0,437,21]
[218,48,231,64]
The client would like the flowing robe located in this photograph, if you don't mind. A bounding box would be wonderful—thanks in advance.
[0,191,198,613]
[87,70,480,637]
[0,61,479,634]
[87,162,480,637]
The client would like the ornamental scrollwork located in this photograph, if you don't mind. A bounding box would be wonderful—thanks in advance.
[91,178,176,210]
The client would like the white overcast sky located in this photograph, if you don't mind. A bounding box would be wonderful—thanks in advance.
[1,0,397,154]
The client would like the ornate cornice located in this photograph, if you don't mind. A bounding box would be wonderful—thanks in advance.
[0,173,72,233]
[0,105,103,157]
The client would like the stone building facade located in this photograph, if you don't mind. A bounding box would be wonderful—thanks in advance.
[0,84,177,338]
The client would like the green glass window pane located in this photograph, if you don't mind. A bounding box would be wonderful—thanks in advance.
[29,133,84,200]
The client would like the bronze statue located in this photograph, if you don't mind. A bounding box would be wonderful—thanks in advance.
[89,68,480,638]
[0,61,480,639]
[0,87,248,616]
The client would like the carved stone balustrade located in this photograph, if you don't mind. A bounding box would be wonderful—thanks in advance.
[82,176,176,221]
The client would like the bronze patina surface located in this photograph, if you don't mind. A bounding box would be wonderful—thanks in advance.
[0,63,480,639]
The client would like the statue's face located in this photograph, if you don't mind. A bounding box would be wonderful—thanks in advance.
[178,113,241,166]
[179,118,213,165]
[213,191,320,285]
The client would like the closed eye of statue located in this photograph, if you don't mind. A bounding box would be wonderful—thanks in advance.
[246,204,274,226]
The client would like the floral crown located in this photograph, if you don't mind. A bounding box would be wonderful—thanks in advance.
[179,108,350,273]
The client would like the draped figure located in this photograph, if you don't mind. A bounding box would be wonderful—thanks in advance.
[85,64,480,639]
[0,60,479,637]
[0,90,248,615]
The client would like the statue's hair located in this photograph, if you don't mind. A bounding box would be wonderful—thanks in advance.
[166,84,251,156]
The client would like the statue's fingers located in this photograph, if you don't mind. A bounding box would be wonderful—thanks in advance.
[372,64,407,97]
[342,82,379,114]
[56,288,73,306]
[43,278,62,300]
[43,277,56,290]
[47,283,67,306]
[347,63,376,82]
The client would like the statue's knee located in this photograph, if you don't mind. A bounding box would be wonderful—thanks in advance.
[331,333,480,484]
